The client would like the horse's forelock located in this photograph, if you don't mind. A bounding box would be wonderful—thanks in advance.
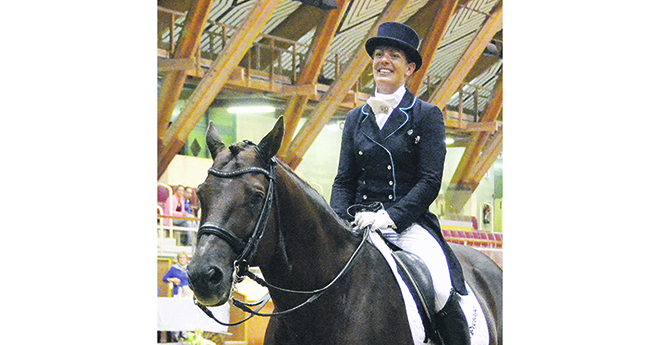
[212,141,266,169]
[227,144,239,157]
[211,146,234,168]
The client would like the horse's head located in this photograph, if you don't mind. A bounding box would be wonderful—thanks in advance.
[188,117,284,307]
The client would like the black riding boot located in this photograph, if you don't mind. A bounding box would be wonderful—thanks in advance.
[433,291,470,345]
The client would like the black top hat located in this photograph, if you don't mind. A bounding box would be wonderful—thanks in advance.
[365,22,422,72]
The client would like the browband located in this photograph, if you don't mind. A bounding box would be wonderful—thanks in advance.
[208,166,272,179]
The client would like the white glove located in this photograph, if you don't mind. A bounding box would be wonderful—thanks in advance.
[354,209,396,231]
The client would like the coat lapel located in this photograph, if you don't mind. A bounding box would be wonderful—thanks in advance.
[359,90,417,143]
[359,104,383,141]
[380,90,415,140]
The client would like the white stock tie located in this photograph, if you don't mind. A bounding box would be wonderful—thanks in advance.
[366,95,399,129]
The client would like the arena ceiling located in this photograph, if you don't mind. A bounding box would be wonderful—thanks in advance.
[157,0,503,211]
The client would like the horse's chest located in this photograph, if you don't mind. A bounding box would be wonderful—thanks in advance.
[266,279,414,345]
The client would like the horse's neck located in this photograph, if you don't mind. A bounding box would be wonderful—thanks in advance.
[262,167,357,289]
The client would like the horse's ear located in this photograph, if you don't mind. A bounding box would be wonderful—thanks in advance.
[206,121,226,160]
[258,116,284,160]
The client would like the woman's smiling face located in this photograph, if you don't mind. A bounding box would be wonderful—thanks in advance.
[371,46,416,94]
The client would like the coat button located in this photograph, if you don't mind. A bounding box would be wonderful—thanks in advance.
[389,180,393,186]
[358,151,363,155]
[362,195,368,200]
[387,165,392,170]
[388,195,393,200]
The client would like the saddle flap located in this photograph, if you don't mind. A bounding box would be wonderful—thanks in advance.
[392,251,437,341]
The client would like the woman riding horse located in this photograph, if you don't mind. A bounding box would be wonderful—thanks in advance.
[330,21,470,345]
[188,117,501,344]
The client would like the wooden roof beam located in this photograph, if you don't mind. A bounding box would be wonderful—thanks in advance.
[157,0,192,41]
[157,57,195,72]
[466,129,502,186]
[158,0,281,178]
[428,2,502,109]
[445,129,502,213]
[407,0,462,94]
[157,0,214,141]
[283,0,413,169]
[443,80,502,214]
[462,30,502,84]
[462,55,500,86]
[279,0,349,156]
[444,115,498,132]
[254,4,325,69]
[449,81,502,185]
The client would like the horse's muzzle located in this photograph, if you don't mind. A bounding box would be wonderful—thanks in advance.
[187,259,233,307]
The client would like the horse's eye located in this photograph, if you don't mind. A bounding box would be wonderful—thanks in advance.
[250,190,265,205]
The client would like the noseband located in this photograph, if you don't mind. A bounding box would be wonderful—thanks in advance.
[196,156,277,278]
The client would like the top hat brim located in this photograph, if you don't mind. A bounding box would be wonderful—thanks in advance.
[365,36,422,72]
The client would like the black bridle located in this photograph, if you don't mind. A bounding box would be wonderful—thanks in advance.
[197,158,277,278]
[194,155,371,326]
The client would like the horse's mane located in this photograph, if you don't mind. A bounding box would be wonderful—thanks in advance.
[274,158,329,208]
[274,158,354,233]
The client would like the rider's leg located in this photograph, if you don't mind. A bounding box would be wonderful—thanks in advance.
[390,224,452,311]
[389,224,470,345]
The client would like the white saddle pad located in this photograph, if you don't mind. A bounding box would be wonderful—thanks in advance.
[369,232,489,345]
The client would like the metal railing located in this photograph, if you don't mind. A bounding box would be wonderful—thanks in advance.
[157,214,199,256]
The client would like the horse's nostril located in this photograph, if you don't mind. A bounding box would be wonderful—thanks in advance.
[207,266,223,285]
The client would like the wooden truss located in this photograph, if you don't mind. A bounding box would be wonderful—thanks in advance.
[156,0,504,211]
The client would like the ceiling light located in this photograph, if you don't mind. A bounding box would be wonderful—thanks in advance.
[226,105,275,114]
[445,137,455,145]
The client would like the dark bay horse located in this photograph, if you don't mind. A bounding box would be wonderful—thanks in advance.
[187,117,502,344]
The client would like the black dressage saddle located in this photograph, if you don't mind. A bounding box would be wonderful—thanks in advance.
[391,249,438,343]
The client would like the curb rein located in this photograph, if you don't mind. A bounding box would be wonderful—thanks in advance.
[194,157,371,326]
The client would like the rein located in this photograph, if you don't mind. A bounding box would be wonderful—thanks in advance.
[194,156,371,326]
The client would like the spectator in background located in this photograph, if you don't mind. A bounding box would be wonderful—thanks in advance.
[164,185,195,245]
[161,252,192,342]
[162,252,191,297]
[184,186,199,217]
[184,186,199,229]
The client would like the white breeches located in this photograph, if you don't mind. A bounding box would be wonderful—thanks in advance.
[380,223,452,312]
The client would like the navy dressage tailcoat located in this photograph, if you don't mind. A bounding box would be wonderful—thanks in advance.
[330,89,467,295]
